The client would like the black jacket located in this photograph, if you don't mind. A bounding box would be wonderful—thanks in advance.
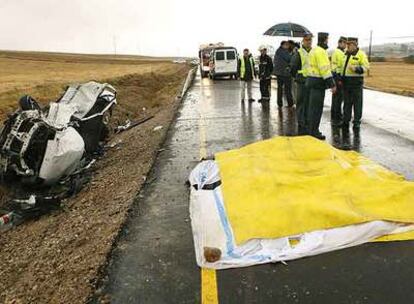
[273,47,291,77]
[259,54,273,79]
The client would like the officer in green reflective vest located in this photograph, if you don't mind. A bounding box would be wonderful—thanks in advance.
[238,48,257,103]
[306,32,337,140]
[342,37,370,134]
[290,33,313,135]
[330,36,347,126]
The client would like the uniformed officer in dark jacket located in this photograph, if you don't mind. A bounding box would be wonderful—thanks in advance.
[290,33,313,135]
[306,32,337,140]
[273,41,294,107]
[258,45,274,102]
[342,37,370,134]
[330,36,347,126]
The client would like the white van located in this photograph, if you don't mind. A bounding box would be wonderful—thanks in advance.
[209,47,238,79]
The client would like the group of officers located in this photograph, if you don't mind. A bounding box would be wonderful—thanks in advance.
[238,32,370,140]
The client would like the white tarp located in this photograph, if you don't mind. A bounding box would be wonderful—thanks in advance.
[189,161,413,269]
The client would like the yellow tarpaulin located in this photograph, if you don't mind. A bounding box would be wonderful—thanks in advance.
[215,136,414,245]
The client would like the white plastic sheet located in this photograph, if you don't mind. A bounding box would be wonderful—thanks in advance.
[189,161,414,269]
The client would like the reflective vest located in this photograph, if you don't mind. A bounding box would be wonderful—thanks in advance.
[331,48,345,74]
[343,49,370,77]
[240,56,255,79]
[308,46,332,80]
[298,47,311,77]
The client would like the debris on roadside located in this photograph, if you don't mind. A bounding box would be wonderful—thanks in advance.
[114,115,154,134]
[0,63,192,304]
[153,125,163,132]
[0,81,117,230]
[104,139,123,150]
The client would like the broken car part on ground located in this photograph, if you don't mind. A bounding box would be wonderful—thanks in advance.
[0,81,118,230]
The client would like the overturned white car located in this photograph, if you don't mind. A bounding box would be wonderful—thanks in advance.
[0,81,116,186]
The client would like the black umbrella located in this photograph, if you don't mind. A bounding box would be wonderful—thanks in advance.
[263,22,312,38]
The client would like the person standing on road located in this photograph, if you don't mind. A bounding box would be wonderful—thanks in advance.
[342,37,370,134]
[238,48,257,103]
[290,33,313,135]
[306,32,337,140]
[258,46,274,103]
[274,41,294,108]
[330,36,347,126]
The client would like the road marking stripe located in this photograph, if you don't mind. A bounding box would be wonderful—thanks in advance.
[202,268,219,304]
[198,85,219,304]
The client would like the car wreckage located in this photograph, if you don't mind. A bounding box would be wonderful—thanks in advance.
[0,81,117,229]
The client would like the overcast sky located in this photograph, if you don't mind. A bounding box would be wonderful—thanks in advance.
[0,0,413,56]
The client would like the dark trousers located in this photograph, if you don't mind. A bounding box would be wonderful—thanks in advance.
[343,84,363,128]
[308,87,326,136]
[260,78,271,100]
[276,76,294,107]
[296,81,310,132]
[331,86,344,124]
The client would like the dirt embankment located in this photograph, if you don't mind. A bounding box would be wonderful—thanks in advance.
[0,64,191,304]
[0,51,184,120]
[366,62,414,97]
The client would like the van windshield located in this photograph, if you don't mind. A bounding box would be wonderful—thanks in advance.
[215,51,225,61]
[226,51,236,60]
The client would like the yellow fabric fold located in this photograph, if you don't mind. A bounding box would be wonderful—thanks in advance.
[216,136,414,245]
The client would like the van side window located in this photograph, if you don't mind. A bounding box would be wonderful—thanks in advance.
[226,51,236,60]
[216,51,225,61]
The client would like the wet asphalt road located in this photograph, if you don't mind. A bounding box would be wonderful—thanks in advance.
[98,74,414,303]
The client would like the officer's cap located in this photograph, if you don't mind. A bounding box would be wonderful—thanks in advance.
[347,37,359,44]
[338,36,347,43]
[317,32,329,40]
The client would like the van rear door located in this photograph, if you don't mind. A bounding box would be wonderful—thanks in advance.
[225,49,237,73]
[214,50,226,74]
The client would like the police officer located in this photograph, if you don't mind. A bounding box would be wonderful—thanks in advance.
[307,32,336,140]
[330,36,347,126]
[258,45,273,102]
[290,33,313,135]
[342,37,369,134]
